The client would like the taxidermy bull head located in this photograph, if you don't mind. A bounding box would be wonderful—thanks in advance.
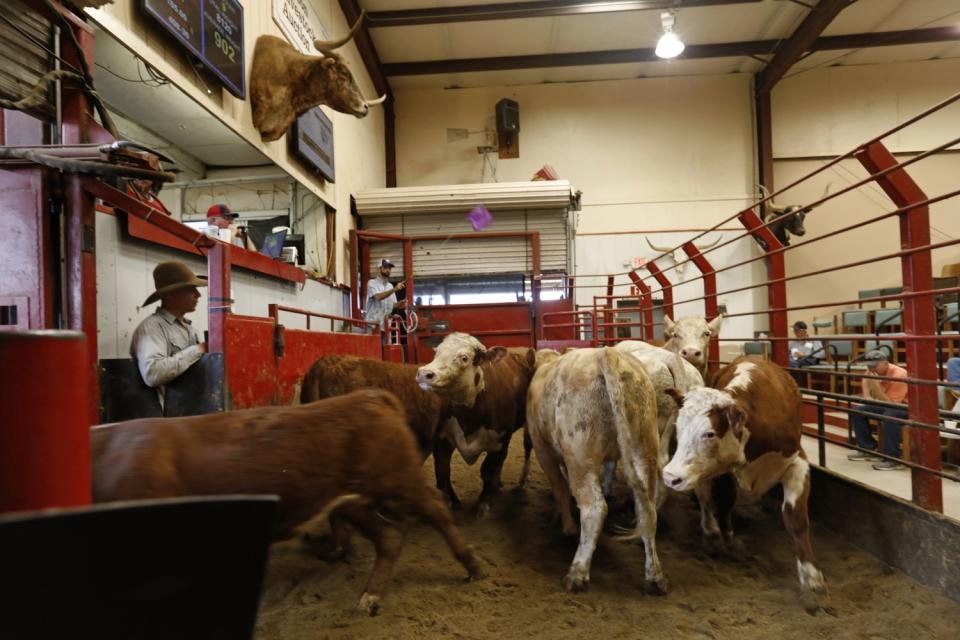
[250,11,386,142]
[645,235,722,280]
[755,183,830,249]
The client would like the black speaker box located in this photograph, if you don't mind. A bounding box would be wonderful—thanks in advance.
[496,98,520,134]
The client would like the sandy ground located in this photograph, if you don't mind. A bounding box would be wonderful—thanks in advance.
[254,432,960,640]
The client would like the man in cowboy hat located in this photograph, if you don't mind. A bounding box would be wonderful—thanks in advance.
[129,260,208,409]
[364,257,405,333]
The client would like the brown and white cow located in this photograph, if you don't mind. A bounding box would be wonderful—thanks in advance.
[250,11,386,141]
[526,347,668,593]
[300,354,502,510]
[415,333,537,516]
[661,357,826,609]
[663,313,723,375]
[91,390,480,615]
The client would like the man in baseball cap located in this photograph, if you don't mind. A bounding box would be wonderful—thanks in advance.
[129,260,208,410]
[788,320,824,368]
[206,203,257,251]
[364,258,405,332]
[847,349,908,470]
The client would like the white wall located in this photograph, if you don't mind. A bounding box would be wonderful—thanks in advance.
[393,74,764,342]
[772,58,960,327]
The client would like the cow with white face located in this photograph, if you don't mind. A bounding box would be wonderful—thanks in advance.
[662,356,826,611]
[417,333,536,516]
[663,314,723,375]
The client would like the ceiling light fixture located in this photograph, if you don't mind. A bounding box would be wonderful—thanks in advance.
[655,11,685,60]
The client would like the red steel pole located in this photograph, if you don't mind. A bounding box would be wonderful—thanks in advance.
[683,242,721,372]
[644,260,674,320]
[737,209,789,366]
[856,141,942,512]
[0,331,91,514]
[207,242,231,355]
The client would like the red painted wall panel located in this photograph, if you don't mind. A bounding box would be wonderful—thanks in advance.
[276,329,381,404]
[411,302,535,364]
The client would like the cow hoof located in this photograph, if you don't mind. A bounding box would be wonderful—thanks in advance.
[356,593,381,617]
[446,495,462,512]
[800,590,826,615]
[473,501,492,520]
[645,577,670,596]
[563,572,589,593]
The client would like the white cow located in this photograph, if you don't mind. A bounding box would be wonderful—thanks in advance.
[663,314,723,375]
[526,347,668,594]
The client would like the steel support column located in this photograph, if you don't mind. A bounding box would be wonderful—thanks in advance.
[683,242,721,371]
[207,243,231,355]
[65,174,98,425]
[627,271,655,339]
[737,209,789,366]
[856,141,942,513]
[644,260,674,320]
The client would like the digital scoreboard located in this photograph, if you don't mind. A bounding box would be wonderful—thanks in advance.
[142,0,245,98]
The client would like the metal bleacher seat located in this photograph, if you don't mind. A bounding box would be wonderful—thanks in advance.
[864,338,898,362]
[842,309,871,334]
[874,307,903,333]
[744,340,771,358]
[801,339,853,393]
[812,317,834,335]
[857,288,882,308]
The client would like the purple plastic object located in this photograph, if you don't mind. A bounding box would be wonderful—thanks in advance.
[467,205,493,231]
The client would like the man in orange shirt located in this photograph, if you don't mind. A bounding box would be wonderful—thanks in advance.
[847,350,909,470]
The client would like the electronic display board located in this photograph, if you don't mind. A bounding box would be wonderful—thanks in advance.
[142,0,245,98]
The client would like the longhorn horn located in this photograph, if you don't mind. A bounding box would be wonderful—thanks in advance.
[645,237,673,254]
[314,9,366,53]
[693,234,722,251]
[364,94,387,106]
[756,183,771,201]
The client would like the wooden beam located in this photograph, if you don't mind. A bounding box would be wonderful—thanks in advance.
[384,26,960,76]
[367,0,760,27]
[755,0,855,96]
[336,0,395,188]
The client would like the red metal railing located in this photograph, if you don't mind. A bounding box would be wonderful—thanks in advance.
[268,304,379,333]
[555,90,960,514]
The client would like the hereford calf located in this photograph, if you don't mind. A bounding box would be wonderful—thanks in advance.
[415,334,537,516]
[92,390,480,615]
[662,356,826,609]
[301,354,501,506]
[527,347,668,594]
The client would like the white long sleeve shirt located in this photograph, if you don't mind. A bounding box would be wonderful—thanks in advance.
[130,308,203,408]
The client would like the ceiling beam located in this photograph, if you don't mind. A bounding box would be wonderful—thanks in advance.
[367,0,761,28]
[337,0,391,99]
[755,0,855,96]
[383,25,960,76]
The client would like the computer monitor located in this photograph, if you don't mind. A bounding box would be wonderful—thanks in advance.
[261,229,287,259]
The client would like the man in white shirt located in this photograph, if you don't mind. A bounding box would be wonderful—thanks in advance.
[365,258,405,332]
[788,320,824,368]
[130,260,208,410]
[206,203,258,252]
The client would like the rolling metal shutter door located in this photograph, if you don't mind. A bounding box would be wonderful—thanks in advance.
[362,209,568,278]
[0,1,54,119]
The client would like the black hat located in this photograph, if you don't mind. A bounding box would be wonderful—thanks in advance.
[380,258,395,268]
[792,320,808,330]
[862,350,888,365]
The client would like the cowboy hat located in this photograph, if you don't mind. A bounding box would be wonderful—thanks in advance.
[142,260,207,306]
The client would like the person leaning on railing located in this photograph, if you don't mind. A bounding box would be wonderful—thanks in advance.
[788,320,825,368]
[847,350,908,471]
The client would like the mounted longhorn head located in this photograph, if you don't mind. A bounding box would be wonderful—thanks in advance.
[251,11,386,142]
[645,235,723,280]
[756,183,831,247]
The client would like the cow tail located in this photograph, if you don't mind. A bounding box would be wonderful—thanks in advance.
[598,348,658,542]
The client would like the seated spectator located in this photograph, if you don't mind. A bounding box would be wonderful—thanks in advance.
[207,204,258,252]
[847,350,908,471]
[788,320,824,368]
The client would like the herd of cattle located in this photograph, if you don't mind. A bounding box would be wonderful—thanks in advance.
[90,313,826,616]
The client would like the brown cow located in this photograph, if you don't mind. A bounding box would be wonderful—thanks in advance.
[250,11,385,142]
[91,390,479,615]
[300,354,503,510]
[416,333,537,517]
[662,357,826,610]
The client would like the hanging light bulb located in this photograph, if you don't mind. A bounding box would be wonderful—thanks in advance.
[655,11,685,59]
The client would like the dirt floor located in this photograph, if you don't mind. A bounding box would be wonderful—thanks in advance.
[254,432,960,640]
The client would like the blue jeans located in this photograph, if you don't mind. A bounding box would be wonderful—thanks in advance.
[850,403,908,457]
[947,357,960,383]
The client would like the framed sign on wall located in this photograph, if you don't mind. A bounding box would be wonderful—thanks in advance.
[141,0,245,98]
[290,107,335,183]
